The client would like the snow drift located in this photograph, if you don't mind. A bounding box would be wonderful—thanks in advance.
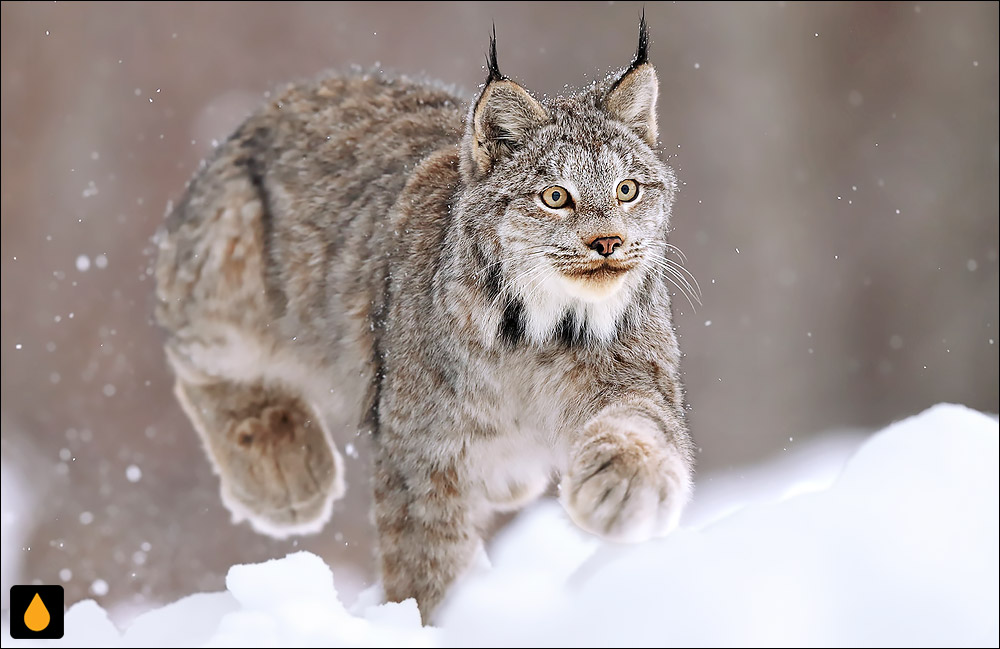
[4,403,998,647]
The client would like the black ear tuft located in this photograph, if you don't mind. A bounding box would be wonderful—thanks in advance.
[603,10,659,146]
[610,10,650,94]
[465,23,547,177]
[486,24,505,84]
[631,7,649,69]
[632,10,650,71]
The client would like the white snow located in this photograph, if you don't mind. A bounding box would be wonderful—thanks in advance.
[443,405,998,647]
[3,403,998,647]
[124,465,142,483]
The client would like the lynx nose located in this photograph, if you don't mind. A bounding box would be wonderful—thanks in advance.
[588,236,623,257]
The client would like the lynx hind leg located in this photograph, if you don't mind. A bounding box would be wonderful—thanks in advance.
[175,377,345,538]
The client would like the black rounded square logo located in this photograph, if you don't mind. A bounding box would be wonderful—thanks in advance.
[9,585,64,639]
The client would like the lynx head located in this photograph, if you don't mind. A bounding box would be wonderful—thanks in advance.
[458,17,681,347]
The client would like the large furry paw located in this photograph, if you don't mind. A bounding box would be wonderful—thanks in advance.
[218,402,345,538]
[559,417,692,543]
[175,380,345,539]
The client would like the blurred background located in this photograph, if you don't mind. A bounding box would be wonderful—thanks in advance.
[2,1,997,623]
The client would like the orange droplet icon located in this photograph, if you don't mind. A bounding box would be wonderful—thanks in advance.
[24,592,51,632]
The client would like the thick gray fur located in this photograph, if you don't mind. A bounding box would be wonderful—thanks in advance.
[155,20,694,622]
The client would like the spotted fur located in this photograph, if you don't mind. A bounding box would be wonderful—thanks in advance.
[155,19,693,623]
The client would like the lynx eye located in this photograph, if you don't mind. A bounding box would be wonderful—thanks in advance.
[541,185,571,209]
[616,179,639,203]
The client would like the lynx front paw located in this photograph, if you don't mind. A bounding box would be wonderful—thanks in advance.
[560,421,692,543]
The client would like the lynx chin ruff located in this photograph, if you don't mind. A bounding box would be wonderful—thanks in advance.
[155,16,695,622]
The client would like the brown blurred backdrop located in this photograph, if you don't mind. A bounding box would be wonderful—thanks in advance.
[2,1,997,620]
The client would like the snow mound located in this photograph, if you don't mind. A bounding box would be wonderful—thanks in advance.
[5,553,436,648]
[4,403,997,647]
[443,403,999,646]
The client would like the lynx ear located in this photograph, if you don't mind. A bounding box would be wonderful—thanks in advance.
[604,15,659,146]
[465,29,548,177]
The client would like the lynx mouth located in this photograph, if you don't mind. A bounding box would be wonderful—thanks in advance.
[559,263,633,281]
[556,261,635,301]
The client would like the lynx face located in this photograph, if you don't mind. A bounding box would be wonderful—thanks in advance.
[497,109,675,302]
[460,56,676,345]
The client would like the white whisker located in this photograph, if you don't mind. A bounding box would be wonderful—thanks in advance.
[664,242,689,264]
[646,251,702,296]
[471,248,551,280]
[644,251,702,310]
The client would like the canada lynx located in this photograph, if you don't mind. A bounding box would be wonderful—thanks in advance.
[155,17,694,621]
